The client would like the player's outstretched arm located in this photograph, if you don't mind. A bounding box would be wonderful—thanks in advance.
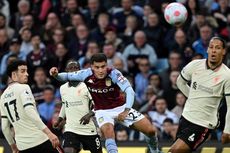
[49,67,86,81]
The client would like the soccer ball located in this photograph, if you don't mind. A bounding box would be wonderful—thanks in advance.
[164,2,188,26]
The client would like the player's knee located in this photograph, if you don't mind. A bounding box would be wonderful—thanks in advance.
[144,125,157,137]
[168,145,190,153]
[101,124,115,138]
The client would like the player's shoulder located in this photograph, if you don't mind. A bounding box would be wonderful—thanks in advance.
[79,68,93,75]
[60,82,69,90]
[220,64,230,78]
[109,68,124,80]
[189,59,205,65]
[185,59,205,68]
[78,82,88,89]
[12,83,30,92]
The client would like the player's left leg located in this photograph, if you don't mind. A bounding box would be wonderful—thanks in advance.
[95,109,118,153]
[121,108,161,153]
[130,117,161,153]
[62,132,82,153]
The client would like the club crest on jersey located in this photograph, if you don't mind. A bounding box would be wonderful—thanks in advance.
[98,117,104,123]
[105,78,112,86]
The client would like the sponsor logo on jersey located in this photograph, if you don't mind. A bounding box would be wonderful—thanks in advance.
[88,87,114,93]
[198,84,213,94]
[105,78,112,86]
[192,82,197,90]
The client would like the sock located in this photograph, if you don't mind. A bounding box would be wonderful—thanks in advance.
[105,138,118,153]
[145,133,160,153]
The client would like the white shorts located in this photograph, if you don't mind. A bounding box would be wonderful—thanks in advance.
[95,104,145,127]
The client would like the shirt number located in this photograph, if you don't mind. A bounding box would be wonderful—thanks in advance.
[4,99,20,122]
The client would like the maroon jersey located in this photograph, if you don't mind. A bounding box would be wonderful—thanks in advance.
[84,69,126,110]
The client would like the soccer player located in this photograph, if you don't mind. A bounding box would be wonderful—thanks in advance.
[168,37,230,153]
[53,60,102,153]
[0,60,60,153]
[50,53,161,153]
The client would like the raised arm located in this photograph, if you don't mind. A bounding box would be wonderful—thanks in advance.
[49,67,91,82]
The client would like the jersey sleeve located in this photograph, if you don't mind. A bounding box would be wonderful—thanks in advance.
[19,85,47,130]
[0,100,15,145]
[59,86,66,118]
[180,60,197,82]
[224,78,230,134]
[110,69,135,108]
[110,69,132,91]
[57,68,93,82]
[0,99,7,119]
[19,85,36,108]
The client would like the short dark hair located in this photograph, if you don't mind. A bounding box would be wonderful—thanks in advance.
[163,118,173,124]
[66,59,80,70]
[211,36,226,49]
[90,53,107,64]
[44,85,55,93]
[7,60,27,78]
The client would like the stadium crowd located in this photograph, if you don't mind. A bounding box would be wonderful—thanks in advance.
[0,0,230,144]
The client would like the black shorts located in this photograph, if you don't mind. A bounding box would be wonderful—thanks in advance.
[176,116,212,151]
[63,132,102,153]
[20,140,58,153]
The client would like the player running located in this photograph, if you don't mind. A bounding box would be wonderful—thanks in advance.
[0,60,60,153]
[50,53,161,153]
[169,37,230,153]
[53,60,102,153]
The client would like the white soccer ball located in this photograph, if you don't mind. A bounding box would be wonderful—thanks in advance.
[164,2,188,26]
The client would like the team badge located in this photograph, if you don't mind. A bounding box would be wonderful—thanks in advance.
[98,117,104,123]
[105,78,112,86]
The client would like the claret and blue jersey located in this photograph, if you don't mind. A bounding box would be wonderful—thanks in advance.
[57,68,132,110]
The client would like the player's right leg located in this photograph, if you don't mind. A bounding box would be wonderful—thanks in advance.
[168,116,211,153]
[95,110,118,153]
[120,108,161,153]
[62,132,81,153]
[129,114,161,153]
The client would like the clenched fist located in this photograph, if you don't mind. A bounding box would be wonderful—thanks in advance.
[49,67,59,77]
[221,133,230,144]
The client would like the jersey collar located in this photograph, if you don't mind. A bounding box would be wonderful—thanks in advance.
[205,59,222,71]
